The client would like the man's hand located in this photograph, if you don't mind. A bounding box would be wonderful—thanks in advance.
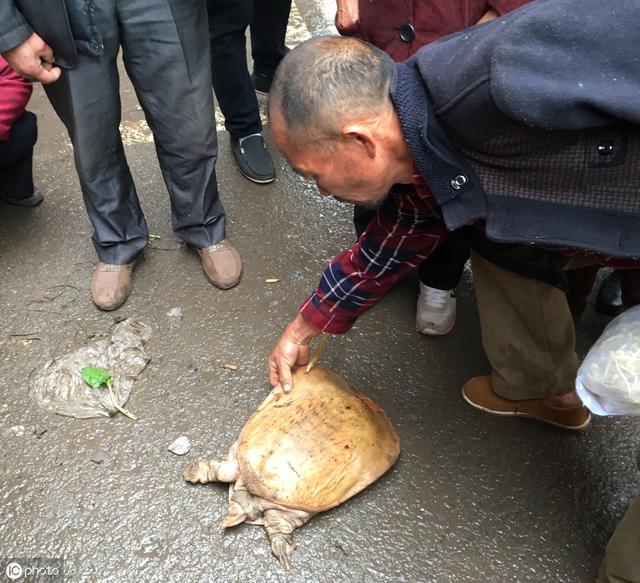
[3,33,61,84]
[335,0,360,35]
[268,314,321,393]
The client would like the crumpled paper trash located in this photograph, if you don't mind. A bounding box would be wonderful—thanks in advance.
[576,305,640,416]
[30,319,151,419]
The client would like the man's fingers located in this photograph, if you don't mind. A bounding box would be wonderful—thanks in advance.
[295,349,309,366]
[268,359,280,387]
[35,65,62,85]
[40,44,56,64]
[278,358,293,393]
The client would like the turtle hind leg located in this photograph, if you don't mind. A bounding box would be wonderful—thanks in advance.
[262,507,313,570]
[220,478,263,530]
[183,441,239,484]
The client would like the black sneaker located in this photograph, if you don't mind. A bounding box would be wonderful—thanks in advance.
[231,134,276,184]
[251,71,273,96]
[595,271,624,316]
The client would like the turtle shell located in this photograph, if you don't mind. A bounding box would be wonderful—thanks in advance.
[237,365,400,512]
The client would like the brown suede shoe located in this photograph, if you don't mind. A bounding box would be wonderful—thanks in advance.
[462,375,591,432]
[90,259,139,311]
[197,239,242,289]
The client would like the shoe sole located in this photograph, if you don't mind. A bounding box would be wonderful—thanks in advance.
[236,164,276,184]
[416,320,455,336]
[461,387,591,432]
[200,263,243,290]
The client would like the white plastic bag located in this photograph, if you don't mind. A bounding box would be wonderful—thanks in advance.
[576,305,640,416]
[30,319,151,419]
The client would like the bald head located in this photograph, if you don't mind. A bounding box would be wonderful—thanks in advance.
[269,36,395,141]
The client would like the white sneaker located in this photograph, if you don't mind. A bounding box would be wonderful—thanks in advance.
[415,283,456,336]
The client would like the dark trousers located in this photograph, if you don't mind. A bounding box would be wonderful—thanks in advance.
[208,0,290,138]
[354,205,469,289]
[0,111,37,199]
[566,266,640,320]
[44,0,224,264]
[251,0,291,76]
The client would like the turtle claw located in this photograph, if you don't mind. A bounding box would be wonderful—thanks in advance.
[271,534,297,570]
[182,462,202,483]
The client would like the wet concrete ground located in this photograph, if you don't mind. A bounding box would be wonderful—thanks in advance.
[1,2,639,582]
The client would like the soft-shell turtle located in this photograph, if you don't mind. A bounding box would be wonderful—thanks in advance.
[183,364,400,569]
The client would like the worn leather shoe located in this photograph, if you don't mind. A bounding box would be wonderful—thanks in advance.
[231,134,276,184]
[90,258,139,311]
[198,240,242,289]
[462,375,591,431]
[595,271,624,316]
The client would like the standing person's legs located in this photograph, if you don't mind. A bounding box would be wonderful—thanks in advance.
[207,0,275,183]
[0,111,42,206]
[44,3,147,266]
[44,1,148,310]
[208,0,260,139]
[462,251,590,430]
[418,232,469,291]
[596,270,625,316]
[565,264,600,321]
[250,0,292,88]
[416,231,469,335]
[120,0,241,289]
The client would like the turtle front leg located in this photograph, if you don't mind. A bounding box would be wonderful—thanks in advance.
[183,441,239,483]
[262,507,313,570]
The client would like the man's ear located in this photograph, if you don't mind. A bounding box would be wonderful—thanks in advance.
[341,122,377,158]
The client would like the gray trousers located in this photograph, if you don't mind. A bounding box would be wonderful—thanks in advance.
[44,0,225,264]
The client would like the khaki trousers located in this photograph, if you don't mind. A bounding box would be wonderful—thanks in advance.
[471,251,579,399]
[599,495,640,583]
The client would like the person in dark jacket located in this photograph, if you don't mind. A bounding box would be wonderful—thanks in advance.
[265,1,640,431]
[0,0,242,311]
[0,55,41,207]
[334,0,531,337]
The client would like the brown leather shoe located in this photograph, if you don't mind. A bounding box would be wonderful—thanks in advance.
[90,259,139,311]
[462,375,591,432]
[197,239,242,289]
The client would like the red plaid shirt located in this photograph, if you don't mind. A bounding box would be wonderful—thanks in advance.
[300,172,449,334]
[300,171,639,334]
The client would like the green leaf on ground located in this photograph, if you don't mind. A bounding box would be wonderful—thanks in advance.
[81,366,113,389]
[80,366,137,421]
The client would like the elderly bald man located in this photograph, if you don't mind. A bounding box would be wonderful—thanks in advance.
[266,0,640,432]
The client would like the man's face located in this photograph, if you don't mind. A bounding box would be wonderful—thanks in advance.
[271,111,393,208]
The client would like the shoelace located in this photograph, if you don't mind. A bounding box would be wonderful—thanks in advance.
[420,288,452,309]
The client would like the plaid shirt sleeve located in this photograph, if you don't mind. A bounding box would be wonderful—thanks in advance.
[299,175,450,334]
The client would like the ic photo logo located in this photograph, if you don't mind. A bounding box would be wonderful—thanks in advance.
[2,558,63,582]
[5,562,22,580]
